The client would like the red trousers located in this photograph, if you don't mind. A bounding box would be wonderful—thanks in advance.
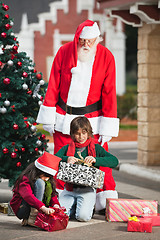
[53,131,116,192]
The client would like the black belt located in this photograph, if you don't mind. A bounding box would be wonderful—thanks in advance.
[57,96,102,115]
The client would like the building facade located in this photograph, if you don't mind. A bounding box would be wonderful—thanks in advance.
[98,0,160,166]
[16,0,126,95]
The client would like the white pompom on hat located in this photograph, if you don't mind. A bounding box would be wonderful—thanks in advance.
[79,22,100,39]
[35,151,61,176]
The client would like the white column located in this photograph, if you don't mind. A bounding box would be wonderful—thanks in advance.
[16,13,34,60]
[105,18,126,95]
[113,19,126,96]
[53,29,62,56]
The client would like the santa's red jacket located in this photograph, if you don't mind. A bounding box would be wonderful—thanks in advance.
[36,20,119,210]
[37,20,119,137]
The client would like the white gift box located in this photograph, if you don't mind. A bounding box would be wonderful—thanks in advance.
[57,162,105,189]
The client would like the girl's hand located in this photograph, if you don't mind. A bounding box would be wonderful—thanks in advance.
[40,205,55,215]
[84,156,96,165]
[67,156,79,164]
[53,204,60,209]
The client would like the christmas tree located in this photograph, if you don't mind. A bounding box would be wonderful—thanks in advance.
[0,2,49,186]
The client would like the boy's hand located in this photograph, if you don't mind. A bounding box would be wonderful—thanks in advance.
[84,156,96,165]
[67,156,79,164]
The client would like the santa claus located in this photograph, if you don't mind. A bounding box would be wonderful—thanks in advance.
[36,20,119,211]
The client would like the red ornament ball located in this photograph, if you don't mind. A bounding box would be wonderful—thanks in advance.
[21,147,25,152]
[11,105,15,112]
[41,134,46,140]
[12,45,18,52]
[5,14,9,19]
[40,96,43,101]
[35,148,39,152]
[5,24,11,30]
[3,78,10,85]
[24,121,29,128]
[36,73,42,80]
[16,162,21,167]
[11,152,17,158]
[0,61,2,66]
[17,61,22,67]
[27,90,32,95]
[23,72,28,78]
[3,148,9,154]
[13,124,19,130]
[12,142,15,145]
[2,4,9,11]
[1,32,7,38]
[34,69,37,73]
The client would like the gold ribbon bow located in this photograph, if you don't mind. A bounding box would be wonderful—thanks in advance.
[128,216,140,222]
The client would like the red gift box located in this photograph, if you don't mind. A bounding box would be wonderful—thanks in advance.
[131,214,160,227]
[35,207,69,232]
[106,198,158,222]
[127,217,152,233]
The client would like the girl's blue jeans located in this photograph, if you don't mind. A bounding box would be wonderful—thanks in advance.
[59,186,96,222]
[17,178,45,219]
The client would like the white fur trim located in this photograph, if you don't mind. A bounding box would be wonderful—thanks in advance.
[71,67,80,74]
[95,190,118,211]
[99,117,120,137]
[55,113,101,135]
[62,113,79,134]
[80,22,100,39]
[55,113,119,136]
[36,105,56,124]
[35,160,57,176]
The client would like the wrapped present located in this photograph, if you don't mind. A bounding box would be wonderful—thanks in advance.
[35,207,69,232]
[57,162,105,189]
[106,199,158,222]
[127,216,152,233]
[0,203,8,214]
[131,214,160,227]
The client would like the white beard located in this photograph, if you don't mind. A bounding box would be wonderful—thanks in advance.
[78,42,97,62]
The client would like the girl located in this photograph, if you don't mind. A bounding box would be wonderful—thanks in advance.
[55,116,119,222]
[10,152,61,226]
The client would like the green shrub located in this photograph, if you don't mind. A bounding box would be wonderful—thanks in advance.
[117,89,137,120]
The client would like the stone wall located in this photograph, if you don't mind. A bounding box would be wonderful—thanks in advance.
[137,23,160,165]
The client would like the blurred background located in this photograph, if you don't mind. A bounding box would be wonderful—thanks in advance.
[3,0,138,142]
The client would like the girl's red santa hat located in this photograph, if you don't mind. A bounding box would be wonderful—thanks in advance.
[35,152,61,176]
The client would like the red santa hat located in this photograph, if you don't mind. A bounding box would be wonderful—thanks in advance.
[79,22,100,39]
[35,152,61,176]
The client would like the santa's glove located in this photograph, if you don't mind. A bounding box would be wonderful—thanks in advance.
[98,135,112,146]
[43,124,55,135]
